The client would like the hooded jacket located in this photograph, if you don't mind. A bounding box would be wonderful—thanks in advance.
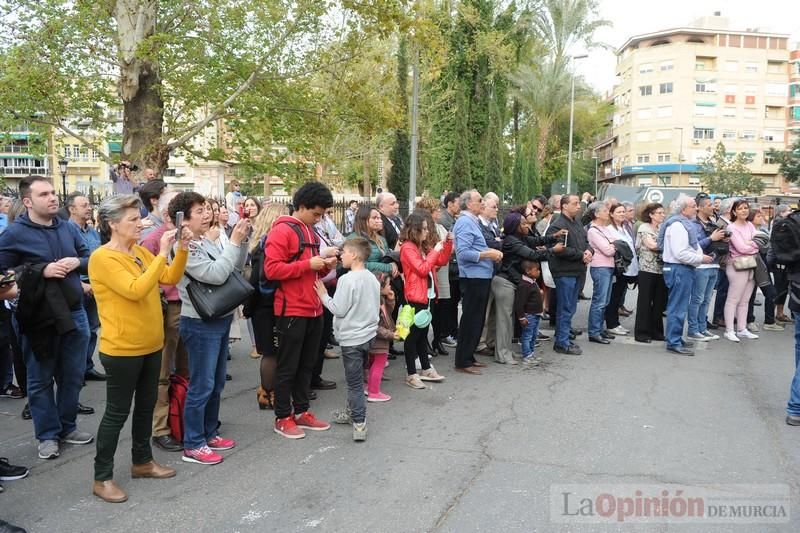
[0,213,89,304]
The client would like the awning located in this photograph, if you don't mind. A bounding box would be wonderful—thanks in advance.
[108,141,122,153]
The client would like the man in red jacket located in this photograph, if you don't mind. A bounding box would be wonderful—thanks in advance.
[265,182,338,439]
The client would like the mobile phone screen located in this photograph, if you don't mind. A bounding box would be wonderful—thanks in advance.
[175,211,184,229]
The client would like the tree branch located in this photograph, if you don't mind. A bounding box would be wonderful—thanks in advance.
[24,115,114,165]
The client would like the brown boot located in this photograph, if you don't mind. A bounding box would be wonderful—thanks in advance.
[93,480,128,503]
[131,460,176,479]
[256,386,273,410]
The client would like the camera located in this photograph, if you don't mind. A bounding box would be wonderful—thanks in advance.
[120,162,139,172]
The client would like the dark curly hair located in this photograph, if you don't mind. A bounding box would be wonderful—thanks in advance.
[292,181,333,210]
[168,191,206,224]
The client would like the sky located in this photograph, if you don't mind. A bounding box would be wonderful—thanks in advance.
[578,0,800,94]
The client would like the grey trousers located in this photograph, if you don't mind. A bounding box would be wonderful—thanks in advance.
[492,276,517,364]
[478,290,497,350]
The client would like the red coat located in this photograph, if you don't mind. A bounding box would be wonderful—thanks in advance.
[400,240,453,305]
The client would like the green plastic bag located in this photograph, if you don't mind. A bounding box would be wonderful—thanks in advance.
[396,304,415,340]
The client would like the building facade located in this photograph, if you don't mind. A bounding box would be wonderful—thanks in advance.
[603,14,792,194]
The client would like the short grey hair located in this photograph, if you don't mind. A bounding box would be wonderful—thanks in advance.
[622,201,634,209]
[459,190,477,211]
[775,204,791,218]
[158,191,179,217]
[97,194,142,240]
[484,192,499,204]
[719,197,737,216]
[375,191,395,209]
[587,201,606,220]
[672,194,693,215]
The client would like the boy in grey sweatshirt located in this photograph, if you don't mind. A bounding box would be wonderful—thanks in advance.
[315,237,379,441]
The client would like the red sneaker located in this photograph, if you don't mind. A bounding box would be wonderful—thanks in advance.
[207,436,236,450]
[294,411,331,431]
[274,416,305,439]
[181,445,223,465]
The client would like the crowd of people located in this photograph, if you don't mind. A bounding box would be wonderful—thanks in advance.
[2,174,800,527]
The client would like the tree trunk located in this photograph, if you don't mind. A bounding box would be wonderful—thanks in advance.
[536,121,553,178]
[115,1,167,175]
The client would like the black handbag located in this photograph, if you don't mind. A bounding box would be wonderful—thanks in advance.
[185,247,254,321]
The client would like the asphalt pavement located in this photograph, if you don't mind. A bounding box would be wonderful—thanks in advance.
[2,292,800,532]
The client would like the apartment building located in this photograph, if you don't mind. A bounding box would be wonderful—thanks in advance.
[603,14,791,194]
[0,124,49,193]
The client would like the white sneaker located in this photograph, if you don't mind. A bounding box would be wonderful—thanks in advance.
[747,322,760,332]
[406,374,426,389]
[737,329,759,339]
[608,326,628,336]
[724,331,740,342]
[419,368,445,382]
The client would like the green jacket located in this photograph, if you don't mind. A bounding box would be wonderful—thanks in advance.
[346,232,393,275]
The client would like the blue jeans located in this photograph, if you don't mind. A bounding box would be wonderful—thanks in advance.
[554,276,579,348]
[340,340,373,424]
[20,308,90,441]
[588,267,614,337]
[520,314,541,358]
[688,268,718,335]
[84,294,100,372]
[180,314,233,449]
[787,315,800,416]
[663,263,695,349]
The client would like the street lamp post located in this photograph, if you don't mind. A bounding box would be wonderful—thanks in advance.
[58,158,68,200]
[674,127,684,180]
[592,154,599,197]
[566,54,588,196]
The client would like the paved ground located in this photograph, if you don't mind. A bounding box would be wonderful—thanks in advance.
[2,293,800,532]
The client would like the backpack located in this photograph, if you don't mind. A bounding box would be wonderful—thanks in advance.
[770,210,800,267]
[168,374,189,443]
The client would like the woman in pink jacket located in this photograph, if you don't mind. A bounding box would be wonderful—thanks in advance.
[586,202,618,344]
[724,199,760,342]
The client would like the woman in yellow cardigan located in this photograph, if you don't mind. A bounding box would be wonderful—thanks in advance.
[88,194,190,503]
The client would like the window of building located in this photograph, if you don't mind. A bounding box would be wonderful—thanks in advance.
[91,150,98,162]
[637,108,652,119]
[744,85,758,94]
[764,153,776,165]
[725,94,735,104]
[691,150,707,163]
[722,107,736,118]
[740,152,756,162]
[722,130,736,139]
[743,108,757,119]
[763,130,782,141]
[639,85,653,96]
[688,176,701,185]
[693,128,715,140]
[637,154,651,163]
[639,63,653,74]
[638,177,652,187]
[793,106,800,120]
[72,145,80,159]
[694,103,717,117]
[656,129,673,140]
[767,61,785,74]
[657,153,671,163]
[660,60,674,71]
[635,131,652,142]
[724,84,737,94]
[791,84,800,98]
[695,82,716,93]
[766,83,787,97]
[660,175,672,185]
[659,82,673,94]
[741,130,757,140]
[745,62,759,73]
[795,62,800,76]
[657,106,673,117]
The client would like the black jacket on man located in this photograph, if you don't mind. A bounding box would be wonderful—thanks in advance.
[380,213,402,250]
[545,213,591,278]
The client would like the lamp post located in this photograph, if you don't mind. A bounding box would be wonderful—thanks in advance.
[592,154,599,197]
[566,54,588,196]
[673,127,684,181]
[58,158,68,200]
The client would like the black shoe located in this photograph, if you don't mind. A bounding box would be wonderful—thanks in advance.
[225,373,232,381]
[426,341,436,357]
[541,313,551,321]
[652,334,665,341]
[754,299,762,306]
[589,336,610,344]
[227,353,231,361]
[84,368,107,381]
[537,333,551,341]
[707,321,719,330]
[387,353,397,360]
[681,340,695,348]
[786,415,800,426]
[311,378,336,390]
[600,330,615,340]
[554,344,582,355]
[579,293,591,300]
[570,328,583,336]
[635,337,652,343]
[0,457,29,481]
[667,346,695,356]
[21,404,31,420]
[568,333,576,341]
[475,347,494,356]
[0,519,27,533]
[152,435,183,452]
[309,390,318,400]
[433,340,448,356]
[77,403,95,415]
[389,347,404,356]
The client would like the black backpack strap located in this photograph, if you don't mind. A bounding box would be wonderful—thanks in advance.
[271,218,320,318]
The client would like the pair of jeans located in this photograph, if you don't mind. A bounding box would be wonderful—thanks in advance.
[663,263,695,349]
[20,308,90,441]
[455,278,491,369]
[83,294,100,373]
[554,276,579,348]
[786,314,800,416]
[340,340,373,424]
[634,271,666,341]
[688,268,719,335]
[94,351,161,481]
[274,316,323,419]
[588,267,614,337]
[180,314,233,449]
[520,314,541,358]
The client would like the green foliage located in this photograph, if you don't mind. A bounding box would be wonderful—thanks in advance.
[699,142,764,196]
[450,91,472,193]
[768,138,800,183]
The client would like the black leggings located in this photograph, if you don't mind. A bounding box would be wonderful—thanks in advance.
[404,302,431,375]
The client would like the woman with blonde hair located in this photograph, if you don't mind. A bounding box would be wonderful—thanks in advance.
[244,203,288,409]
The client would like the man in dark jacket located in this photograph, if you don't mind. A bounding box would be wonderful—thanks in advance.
[545,194,593,355]
[377,192,403,251]
[0,176,93,460]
